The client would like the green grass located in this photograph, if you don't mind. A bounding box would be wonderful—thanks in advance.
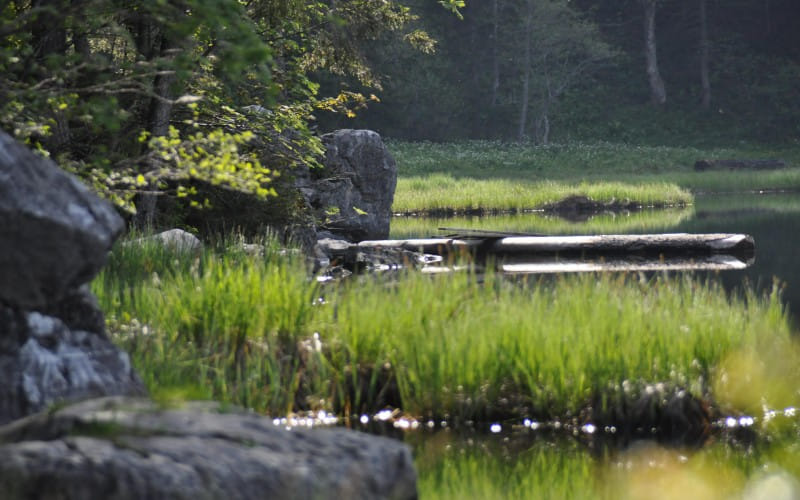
[94,238,799,422]
[393,175,692,214]
[390,207,694,239]
[389,141,800,213]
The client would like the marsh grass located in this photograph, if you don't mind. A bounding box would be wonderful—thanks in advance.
[389,141,800,213]
[95,236,325,414]
[320,270,792,420]
[390,207,694,239]
[94,239,797,422]
[393,175,692,214]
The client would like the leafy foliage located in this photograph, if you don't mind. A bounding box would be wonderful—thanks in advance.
[0,0,449,215]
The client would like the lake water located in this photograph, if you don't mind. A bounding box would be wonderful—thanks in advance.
[391,192,800,325]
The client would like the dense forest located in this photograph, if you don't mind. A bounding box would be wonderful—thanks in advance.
[1,0,797,218]
[321,0,800,145]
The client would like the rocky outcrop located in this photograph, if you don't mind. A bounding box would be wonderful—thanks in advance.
[0,397,418,500]
[296,129,397,242]
[0,130,145,424]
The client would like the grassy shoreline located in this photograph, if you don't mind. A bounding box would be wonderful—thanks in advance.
[393,175,692,215]
[389,140,800,213]
[94,239,799,426]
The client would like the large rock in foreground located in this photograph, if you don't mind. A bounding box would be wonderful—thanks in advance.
[0,288,146,425]
[296,129,397,241]
[0,397,418,500]
[0,130,124,309]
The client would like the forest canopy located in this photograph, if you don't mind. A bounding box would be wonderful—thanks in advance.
[0,0,458,213]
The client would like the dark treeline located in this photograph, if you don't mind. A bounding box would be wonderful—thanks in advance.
[319,0,800,145]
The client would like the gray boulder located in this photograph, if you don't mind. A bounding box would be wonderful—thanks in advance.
[128,228,204,252]
[0,288,146,425]
[296,130,397,241]
[0,131,145,424]
[0,397,418,500]
[0,130,124,309]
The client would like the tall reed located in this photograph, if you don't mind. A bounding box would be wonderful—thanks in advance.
[95,239,796,420]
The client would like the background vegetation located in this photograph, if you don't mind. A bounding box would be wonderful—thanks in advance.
[320,0,800,147]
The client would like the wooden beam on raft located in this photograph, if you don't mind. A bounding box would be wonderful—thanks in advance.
[358,233,754,258]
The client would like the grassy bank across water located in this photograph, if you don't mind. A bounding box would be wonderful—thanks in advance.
[393,175,692,215]
[389,140,800,213]
[93,238,799,424]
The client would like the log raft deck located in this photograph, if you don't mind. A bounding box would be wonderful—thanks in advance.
[358,233,755,259]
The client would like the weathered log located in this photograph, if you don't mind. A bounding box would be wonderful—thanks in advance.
[360,233,754,258]
[693,158,787,171]
[491,233,754,257]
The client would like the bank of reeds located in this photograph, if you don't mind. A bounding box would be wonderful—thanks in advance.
[390,206,694,239]
[393,175,692,214]
[94,238,797,422]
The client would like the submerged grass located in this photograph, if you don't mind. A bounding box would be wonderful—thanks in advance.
[94,238,798,422]
[416,435,800,500]
[416,438,598,500]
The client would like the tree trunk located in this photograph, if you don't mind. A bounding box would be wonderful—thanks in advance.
[31,0,69,150]
[535,113,550,145]
[764,0,772,35]
[517,0,533,141]
[71,0,91,58]
[31,0,67,61]
[490,0,500,107]
[642,0,666,106]
[138,33,179,229]
[698,0,711,109]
